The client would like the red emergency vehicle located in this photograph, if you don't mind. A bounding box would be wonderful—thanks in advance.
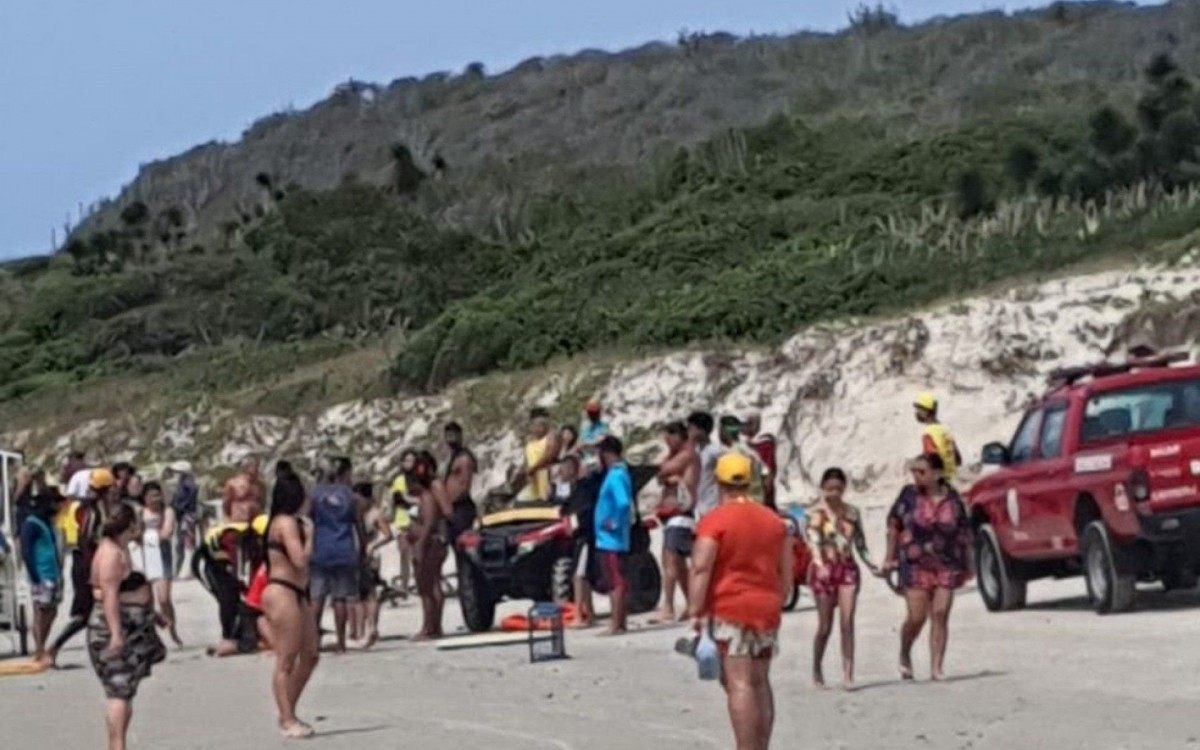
[967,352,1200,613]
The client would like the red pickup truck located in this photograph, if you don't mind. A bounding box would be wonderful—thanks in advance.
[966,352,1200,614]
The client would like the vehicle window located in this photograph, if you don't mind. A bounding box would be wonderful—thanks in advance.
[1038,406,1067,459]
[1082,378,1200,443]
[1009,410,1042,465]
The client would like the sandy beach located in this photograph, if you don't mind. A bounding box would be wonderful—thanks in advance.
[2,521,1197,750]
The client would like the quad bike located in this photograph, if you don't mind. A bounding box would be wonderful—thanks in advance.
[454,465,662,633]
[782,513,813,612]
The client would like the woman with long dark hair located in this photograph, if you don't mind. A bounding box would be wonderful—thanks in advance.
[407,451,449,640]
[806,467,877,690]
[882,453,973,681]
[87,503,166,750]
[260,461,319,739]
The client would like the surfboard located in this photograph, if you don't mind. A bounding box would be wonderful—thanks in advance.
[434,632,531,651]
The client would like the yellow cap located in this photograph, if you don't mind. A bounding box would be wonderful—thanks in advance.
[913,392,938,413]
[251,514,269,536]
[88,468,115,490]
[715,453,753,487]
[391,475,408,496]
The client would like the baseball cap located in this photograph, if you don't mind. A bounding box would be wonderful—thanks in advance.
[719,415,743,435]
[168,460,193,473]
[89,468,115,490]
[585,401,602,415]
[913,392,938,412]
[715,453,752,487]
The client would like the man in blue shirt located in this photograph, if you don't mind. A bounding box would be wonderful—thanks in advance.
[310,457,362,653]
[21,488,67,666]
[594,436,631,635]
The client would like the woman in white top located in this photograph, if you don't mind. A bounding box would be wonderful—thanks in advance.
[140,482,181,647]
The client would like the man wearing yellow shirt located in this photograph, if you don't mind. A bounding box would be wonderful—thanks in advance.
[914,392,962,482]
[518,408,560,503]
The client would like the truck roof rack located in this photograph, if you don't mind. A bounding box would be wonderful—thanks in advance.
[1046,350,1189,387]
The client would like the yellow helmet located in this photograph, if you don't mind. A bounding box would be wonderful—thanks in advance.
[88,468,115,490]
[715,453,753,488]
[391,475,408,496]
[913,392,938,413]
[251,514,269,536]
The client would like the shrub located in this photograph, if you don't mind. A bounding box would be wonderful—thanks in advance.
[119,201,150,226]
[1089,106,1136,156]
[1005,143,1041,188]
[955,169,991,218]
[390,143,427,194]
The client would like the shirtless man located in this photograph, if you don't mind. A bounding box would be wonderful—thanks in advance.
[407,451,449,640]
[652,421,700,622]
[442,422,478,543]
[223,458,266,522]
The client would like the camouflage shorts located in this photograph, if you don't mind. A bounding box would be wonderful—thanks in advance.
[711,620,779,658]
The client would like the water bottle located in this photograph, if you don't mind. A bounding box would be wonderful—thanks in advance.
[695,629,721,681]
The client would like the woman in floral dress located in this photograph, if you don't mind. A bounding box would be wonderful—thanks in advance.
[883,453,973,681]
[806,467,877,690]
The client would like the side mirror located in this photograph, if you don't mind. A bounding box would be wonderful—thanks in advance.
[981,442,1009,466]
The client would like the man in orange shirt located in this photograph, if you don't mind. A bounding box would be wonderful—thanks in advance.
[688,453,791,750]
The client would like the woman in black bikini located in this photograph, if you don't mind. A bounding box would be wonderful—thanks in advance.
[87,503,166,750]
[407,451,448,640]
[260,462,319,739]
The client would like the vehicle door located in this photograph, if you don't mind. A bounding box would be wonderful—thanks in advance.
[1021,401,1075,556]
[998,408,1044,555]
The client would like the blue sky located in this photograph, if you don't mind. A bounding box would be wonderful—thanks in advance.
[0,1,1154,259]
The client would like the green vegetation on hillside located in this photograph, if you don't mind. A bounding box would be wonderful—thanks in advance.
[5,3,1200,413]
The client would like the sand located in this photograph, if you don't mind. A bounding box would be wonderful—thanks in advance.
[2,523,1197,750]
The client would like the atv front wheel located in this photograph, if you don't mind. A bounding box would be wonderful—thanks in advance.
[456,555,497,632]
[624,552,661,615]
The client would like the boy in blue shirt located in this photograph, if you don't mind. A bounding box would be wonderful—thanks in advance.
[594,436,631,635]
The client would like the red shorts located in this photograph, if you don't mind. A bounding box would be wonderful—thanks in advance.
[808,561,860,598]
[597,551,627,595]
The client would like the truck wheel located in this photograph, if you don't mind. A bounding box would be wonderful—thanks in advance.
[456,554,496,632]
[1082,521,1136,614]
[624,552,661,615]
[976,524,1026,612]
[551,556,574,605]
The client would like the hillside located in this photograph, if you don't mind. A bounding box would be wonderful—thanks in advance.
[4,1,1200,440]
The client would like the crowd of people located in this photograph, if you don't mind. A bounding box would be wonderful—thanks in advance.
[4,391,972,749]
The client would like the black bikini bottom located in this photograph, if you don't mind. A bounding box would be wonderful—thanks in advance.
[268,578,310,604]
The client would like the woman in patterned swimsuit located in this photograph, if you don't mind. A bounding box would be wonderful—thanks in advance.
[806,467,877,690]
[883,453,973,681]
[87,503,167,750]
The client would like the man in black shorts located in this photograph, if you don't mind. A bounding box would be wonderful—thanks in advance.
[442,422,478,542]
